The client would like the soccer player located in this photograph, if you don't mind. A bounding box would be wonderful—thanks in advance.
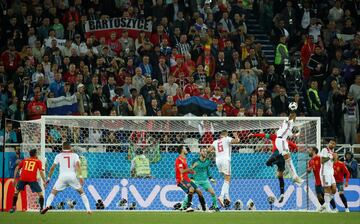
[208,130,240,207]
[180,148,219,211]
[10,149,46,213]
[175,145,207,212]
[248,132,298,203]
[41,142,91,214]
[320,139,337,213]
[333,153,350,212]
[307,147,326,211]
[274,111,303,185]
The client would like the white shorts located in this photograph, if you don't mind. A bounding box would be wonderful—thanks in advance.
[275,138,289,155]
[320,174,336,187]
[53,175,82,191]
[216,159,231,176]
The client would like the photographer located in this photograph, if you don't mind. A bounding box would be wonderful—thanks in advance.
[343,94,359,145]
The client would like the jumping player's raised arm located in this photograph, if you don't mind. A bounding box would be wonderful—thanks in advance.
[230,132,240,144]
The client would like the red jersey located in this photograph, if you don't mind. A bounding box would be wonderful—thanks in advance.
[333,161,350,183]
[18,157,43,182]
[308,155,321,186]
[252,133,298,153]
[175,155,191,183]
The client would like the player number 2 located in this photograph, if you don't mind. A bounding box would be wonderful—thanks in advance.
[24,161,36,171]
[218,141,223,152]
[64,156,70,168]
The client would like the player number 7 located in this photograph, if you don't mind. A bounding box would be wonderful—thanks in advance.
[64,156,70,168]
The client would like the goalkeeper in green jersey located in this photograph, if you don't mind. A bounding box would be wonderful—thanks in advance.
[180,148,219,211]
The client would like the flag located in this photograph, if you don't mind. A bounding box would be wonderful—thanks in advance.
[47,95,79,115]
[176,96,217,116]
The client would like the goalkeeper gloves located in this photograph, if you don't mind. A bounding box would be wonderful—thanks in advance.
[209,177,216,185]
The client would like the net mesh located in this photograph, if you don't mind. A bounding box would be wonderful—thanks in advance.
[11,116,319,211]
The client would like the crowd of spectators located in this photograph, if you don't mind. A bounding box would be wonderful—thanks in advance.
[0,0,359,145]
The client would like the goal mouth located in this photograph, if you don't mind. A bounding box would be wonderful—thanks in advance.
[4,116,321,211]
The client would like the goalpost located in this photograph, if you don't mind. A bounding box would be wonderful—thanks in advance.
[14,116,321,211]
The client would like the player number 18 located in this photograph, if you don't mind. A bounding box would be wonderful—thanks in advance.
[24,161,36,171]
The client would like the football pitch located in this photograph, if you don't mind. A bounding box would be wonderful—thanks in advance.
[1,211,359,224]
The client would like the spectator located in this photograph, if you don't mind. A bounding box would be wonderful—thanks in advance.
[161,96,175,116]
[131,149,151,178]
[343,94,359,145]
[308,46,328,90]
[306,80,322,116]
[132,67,146,93]
[76,83,91,115]
[0,122,18,143]
[92,85,111,116]
[274,35,289,80]
[26,85,47,120]
[240,61,258,95]
[344,151,358,178]
[133,95,147,116]
[163,75,178,97]
[273,86,289,115]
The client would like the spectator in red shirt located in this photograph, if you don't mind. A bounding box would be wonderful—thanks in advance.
[27,86,47,120]
[210,72,228,92]
[10,149,46,213]
[223,95,235,116]
[175,145,206,212]
[107,32,122,56]
[196,45,216,78]
[150,24,170,46]
[333,153,351,212]
[63,63,77,85]
[183,76,200,96]
[1,41,22,75]
[209,87,224,104]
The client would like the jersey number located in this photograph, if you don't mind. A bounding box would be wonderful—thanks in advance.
[64,156,70,168]
[217,141,224,152]
[24,161,36,172]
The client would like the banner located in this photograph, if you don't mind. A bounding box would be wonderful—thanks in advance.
[0,179,27,211]
[85,18,152,39]
[47,95,78,115]
[44,178,360,211]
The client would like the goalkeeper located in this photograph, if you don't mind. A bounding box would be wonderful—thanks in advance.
[180,148,219,211]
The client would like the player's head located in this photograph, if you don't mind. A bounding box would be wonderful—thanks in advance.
[308,147,318,157]
[333,152,339,161]
[199,148,207,158]
[327,138,337,149]
[220,130,228,137]
[63,142,72,151]
[177,145,188,155]
[29,149,37,157]
[289,110,296,120]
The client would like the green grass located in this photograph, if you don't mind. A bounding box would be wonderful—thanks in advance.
[0,211,359,224]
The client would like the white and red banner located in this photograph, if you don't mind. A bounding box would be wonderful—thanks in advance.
[85,18,152,39]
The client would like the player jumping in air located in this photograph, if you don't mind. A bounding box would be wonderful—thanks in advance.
[180,148,219,211]
[175,145,207,212]
[10,149,46,213]
[320,139,337,213]
[248,132,298,203]
[41,142,91,214]
[333,153,350,212]
[208,130,240,208]
[274,111,304,185]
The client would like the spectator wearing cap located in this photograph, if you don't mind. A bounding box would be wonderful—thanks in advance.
[76,83,91,115]
[49,72,64,97]
[92,85,111,116]
[132,67,146,93]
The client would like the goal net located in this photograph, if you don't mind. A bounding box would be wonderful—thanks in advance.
[10,116,321,211]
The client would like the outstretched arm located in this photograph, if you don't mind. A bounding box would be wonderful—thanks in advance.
[231,132,240,144]
[47,164,57,180]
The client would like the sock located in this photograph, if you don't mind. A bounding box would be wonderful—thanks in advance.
[46,193,55,208]
[12,195,18,207]
[198,194,206,211]
[211,195,218,207]
[181,196,188,209]
[220,181,228,199]
[278,177,284,194]
[39,196,44,210]
[324,193,332,211]
[318,193,325,205]
[330,198,336,209]
[285,158,298,178]
[81,194,91,212]
[223,181,230,200]
[340,194,348,208]
[187,193,193,207]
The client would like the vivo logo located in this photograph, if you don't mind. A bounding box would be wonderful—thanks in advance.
[263,184,360,209]
[87,179,182,208]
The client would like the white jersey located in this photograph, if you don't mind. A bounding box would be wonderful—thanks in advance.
[53,151,80,177]
[276,118,294,139]
[212,136,233,161]
[320,147,334,175]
